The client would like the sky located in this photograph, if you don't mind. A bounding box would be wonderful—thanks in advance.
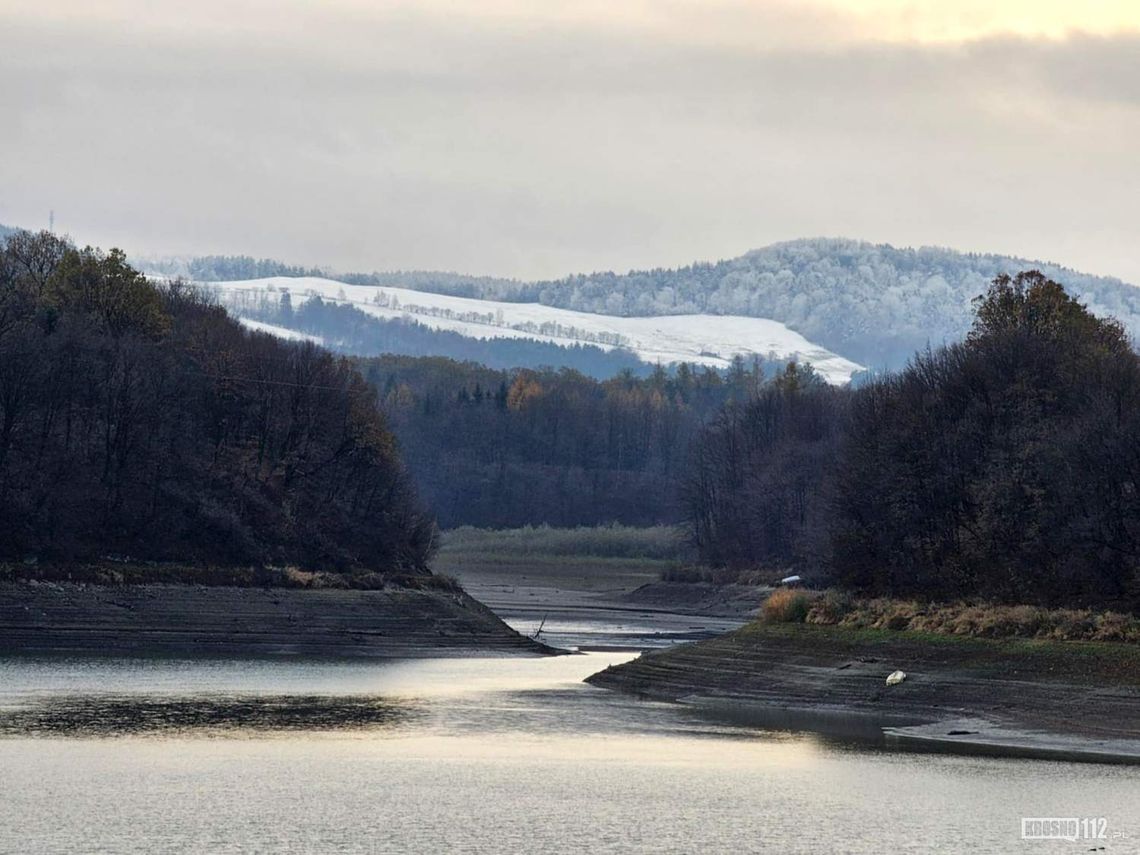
[2,1,1139,283]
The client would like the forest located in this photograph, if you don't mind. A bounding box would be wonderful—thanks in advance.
[141,253,329,282]
[358,355,768,528]
[0,231,434,573]
[686,272,1140,610]
[478,240,1140,371]
[6,226,1137,610]
[140,239,1140,371]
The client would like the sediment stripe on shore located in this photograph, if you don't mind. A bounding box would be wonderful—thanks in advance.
[0,582,554,657]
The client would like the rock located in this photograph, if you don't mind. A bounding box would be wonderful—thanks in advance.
[885,670,907,686]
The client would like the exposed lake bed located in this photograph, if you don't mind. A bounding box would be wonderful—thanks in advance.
[587,622,1140,765]
[0,580,552,658]
[2,563,1139,853]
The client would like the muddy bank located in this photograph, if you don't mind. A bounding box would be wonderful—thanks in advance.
[619,581,767,619]
[0,581,554,658]
[587,623,1140,762]
[441,561,748,650]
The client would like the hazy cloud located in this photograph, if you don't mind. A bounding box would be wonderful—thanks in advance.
[1,2,1138,283]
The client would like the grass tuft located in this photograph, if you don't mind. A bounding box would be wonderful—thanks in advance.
[438,524,687,561]
[793,593,1140,644]
[761,588,812,623]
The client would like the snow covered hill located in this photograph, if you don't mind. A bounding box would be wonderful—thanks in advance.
[510,239,1140,369]
[147,238,1140,374]
[236,317,324,344]
[205,276,864,384]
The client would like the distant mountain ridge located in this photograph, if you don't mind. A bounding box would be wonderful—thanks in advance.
[207,277,863,383]
[143,238,1140,371]
[510,239,1140,369]
[18,224,1136,375]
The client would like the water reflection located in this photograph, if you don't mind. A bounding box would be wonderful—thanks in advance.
[0,654,1137,854]
[0,694,415,737]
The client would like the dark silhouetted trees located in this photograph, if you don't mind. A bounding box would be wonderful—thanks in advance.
[833,271,1140,607]
[0,232,433,573]
[682,363,846,571]
[357,356,765,528]
[686,272,1140,610]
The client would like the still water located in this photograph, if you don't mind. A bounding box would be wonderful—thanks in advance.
[0,653,1136,854]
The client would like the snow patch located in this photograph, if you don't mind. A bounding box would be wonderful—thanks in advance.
[238,317,324,344]
[208,276,864,384]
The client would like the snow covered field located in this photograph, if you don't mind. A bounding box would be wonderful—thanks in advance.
[207,276,864,384]
[237,317,324,344]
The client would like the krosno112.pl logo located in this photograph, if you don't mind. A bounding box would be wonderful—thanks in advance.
[1021,817,1107,842]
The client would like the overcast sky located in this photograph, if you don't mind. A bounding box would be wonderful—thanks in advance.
[2,1,1138,283]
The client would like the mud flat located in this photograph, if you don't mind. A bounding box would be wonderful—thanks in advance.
[0,581,554,658]
[441,561,752,650]
[587,622,1140,763]
[618,581,767,618]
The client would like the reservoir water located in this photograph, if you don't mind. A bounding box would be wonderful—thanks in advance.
[1,653,1136,854]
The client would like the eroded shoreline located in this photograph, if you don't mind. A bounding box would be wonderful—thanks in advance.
[586,622,1140,764]
[0,581,554,658]
[7,572,1138,765]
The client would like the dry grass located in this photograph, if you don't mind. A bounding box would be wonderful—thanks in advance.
[796,592,1140,643]
[0,562,455,592]
[439,524,687,561]
[761,588,812,623]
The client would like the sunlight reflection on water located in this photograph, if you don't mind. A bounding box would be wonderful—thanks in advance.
[0,653,1136,854]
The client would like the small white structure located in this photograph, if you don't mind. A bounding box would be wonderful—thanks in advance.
[779,575,802,586]
[885,670,907,686]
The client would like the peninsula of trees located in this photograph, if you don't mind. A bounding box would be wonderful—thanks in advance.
[0,232,433,573]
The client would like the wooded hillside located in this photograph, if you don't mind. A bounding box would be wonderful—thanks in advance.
[0,232,434,572]
[358,356,768,528]
[684,272,1140,610]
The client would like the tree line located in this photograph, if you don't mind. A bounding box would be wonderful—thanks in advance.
[140,253,328,282]
[685,272,1140,610]
[0,232,433,572]
[12,228,1129,608]
[356,355,768,528]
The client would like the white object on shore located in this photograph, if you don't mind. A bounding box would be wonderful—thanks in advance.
[779,575,802,586]
[885,670,907,686]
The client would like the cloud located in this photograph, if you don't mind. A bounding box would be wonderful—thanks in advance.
[0,3,1137,283]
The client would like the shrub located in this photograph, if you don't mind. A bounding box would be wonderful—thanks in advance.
[815,598,1140,643]
[806,589,853,624]
[1094,611,1140,643]
[1045,609,1097,641]
[762,588,813,623]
